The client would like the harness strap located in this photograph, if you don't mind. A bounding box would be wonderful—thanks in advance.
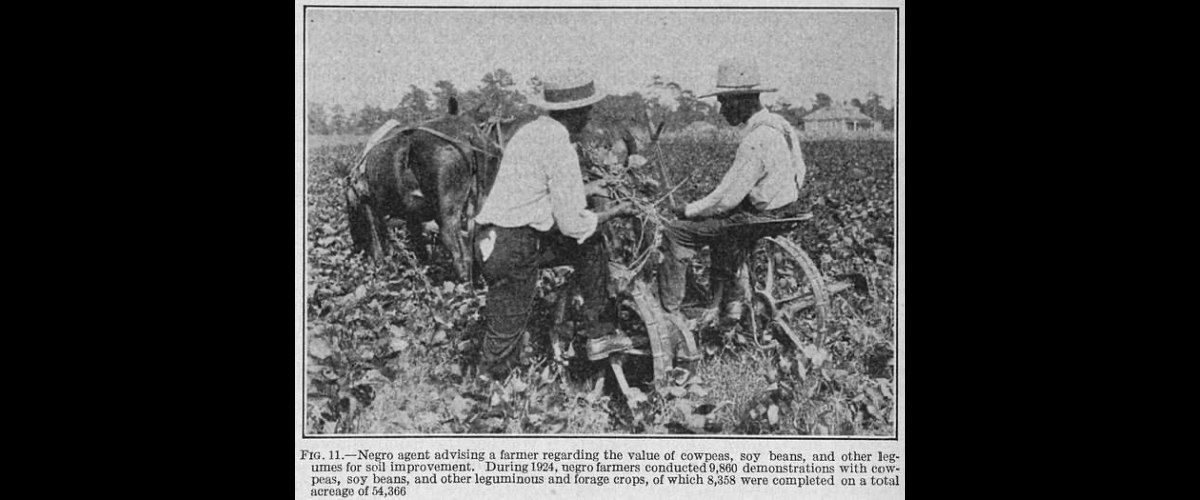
[473,116,510,154]
[409,126,498,159]
[749,119,803,193]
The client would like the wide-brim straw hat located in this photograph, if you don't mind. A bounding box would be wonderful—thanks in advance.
[698,59,778,99]
[529,68,607,111]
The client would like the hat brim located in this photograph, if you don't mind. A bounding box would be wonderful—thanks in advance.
[697,87,778,99]
[529,89,607,111]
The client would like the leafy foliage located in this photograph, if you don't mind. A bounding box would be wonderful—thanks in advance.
[304,133,896,435]
[305,68,893,136]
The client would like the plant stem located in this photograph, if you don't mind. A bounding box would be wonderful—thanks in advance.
[653,171,699,206]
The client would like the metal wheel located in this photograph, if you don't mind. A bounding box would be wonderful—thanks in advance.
[746,236,830,352]
[570,275,697,389]
[555,277,677,405]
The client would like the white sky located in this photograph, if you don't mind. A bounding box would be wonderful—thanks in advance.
[304,7,897,111]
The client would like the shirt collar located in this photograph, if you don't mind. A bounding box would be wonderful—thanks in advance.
[738,107,774,139]
[746,107,773,128]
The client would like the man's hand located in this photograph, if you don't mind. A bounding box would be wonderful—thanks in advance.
[597,201,636,224]
[585,179,610,198]
[609,200,637,218]
[668,202,689,220]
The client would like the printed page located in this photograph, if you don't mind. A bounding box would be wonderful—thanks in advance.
[296,1,904,498]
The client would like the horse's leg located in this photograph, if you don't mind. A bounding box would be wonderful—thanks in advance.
[426,142,473,283]
[344,187,368,256]
[405,217,430,262]
[367,204,386,261]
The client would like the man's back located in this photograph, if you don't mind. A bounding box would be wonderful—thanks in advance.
[474,116,597,242]
[474,116,572,229]
[684,109,806,218]
[741,109,806,211]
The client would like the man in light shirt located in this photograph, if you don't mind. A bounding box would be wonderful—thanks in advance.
[658,60,809,323]
[474,69,635,378]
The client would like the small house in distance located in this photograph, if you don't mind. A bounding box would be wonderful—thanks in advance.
[802,103,879,132]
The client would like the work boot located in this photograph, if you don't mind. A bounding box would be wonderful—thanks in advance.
[586,331,633,360]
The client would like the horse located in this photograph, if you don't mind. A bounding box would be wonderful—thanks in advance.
[344,102,535,282]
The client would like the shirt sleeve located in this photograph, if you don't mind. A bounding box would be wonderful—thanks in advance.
[547,136,599,243]
[685,134,765,218]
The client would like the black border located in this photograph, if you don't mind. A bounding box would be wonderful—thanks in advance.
[300,4,901,441]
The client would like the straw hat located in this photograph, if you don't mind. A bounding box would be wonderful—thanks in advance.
[698,59,778,99]
[529,68,607,111]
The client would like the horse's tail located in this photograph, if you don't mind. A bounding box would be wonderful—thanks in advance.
[391,130,414,210]
[344,136,376,256]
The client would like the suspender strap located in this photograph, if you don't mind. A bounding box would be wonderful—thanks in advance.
[750,120,803,193]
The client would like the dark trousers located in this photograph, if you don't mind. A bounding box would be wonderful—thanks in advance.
[657,201,804,313]
[479,225,611,374]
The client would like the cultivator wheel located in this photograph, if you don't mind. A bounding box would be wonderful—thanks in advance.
[746,236,831,355]
[559,267,699,408]
[625,279,700,380]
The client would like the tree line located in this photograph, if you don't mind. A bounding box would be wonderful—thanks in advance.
[307,68,894,136]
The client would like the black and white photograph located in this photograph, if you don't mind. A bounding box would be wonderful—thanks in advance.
[299,3,901,441]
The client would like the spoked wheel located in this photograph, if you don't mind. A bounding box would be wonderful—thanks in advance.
[574,275,698,407]
[746,236,830,353]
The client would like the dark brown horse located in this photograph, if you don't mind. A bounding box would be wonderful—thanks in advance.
[345,107,534,282]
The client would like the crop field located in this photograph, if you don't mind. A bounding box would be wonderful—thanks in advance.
[303,134,897,435]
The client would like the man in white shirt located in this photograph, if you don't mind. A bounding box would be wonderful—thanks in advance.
[474,69,634,378]
[658,60,809,323]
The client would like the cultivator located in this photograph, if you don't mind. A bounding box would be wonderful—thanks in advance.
[548,214,857,406]
[538,119,860,405]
